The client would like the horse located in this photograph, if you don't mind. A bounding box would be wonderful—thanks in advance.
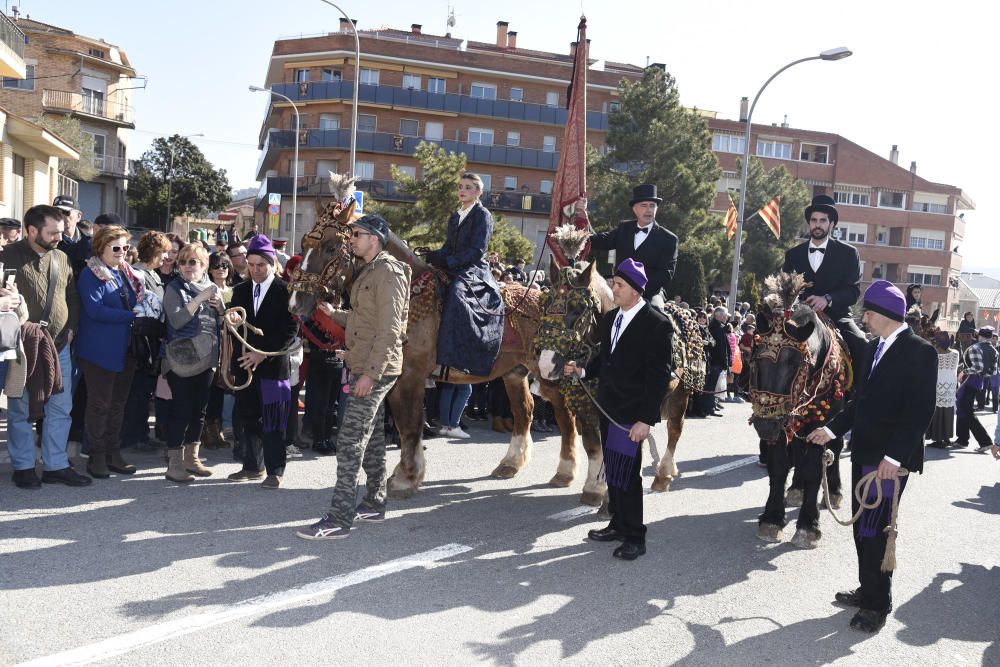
[749,272,848,548]
[287,175,606,506]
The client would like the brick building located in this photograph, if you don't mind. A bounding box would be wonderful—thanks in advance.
[0,16,137,223]
[254,19,644,257]
[708,112,974,330]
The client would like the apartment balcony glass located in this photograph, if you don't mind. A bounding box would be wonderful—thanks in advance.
[42,89,135,127]
[0,13,26,80]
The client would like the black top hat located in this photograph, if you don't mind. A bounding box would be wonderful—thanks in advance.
[804,194,839,224]
[629,183,662,207]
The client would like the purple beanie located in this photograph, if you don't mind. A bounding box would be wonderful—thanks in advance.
[614,258,648,295]
[247,234,276,265]
[863,280,906,322]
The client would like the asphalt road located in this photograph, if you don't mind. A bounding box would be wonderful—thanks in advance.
[1,402,998,666]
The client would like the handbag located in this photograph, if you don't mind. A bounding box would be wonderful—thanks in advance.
[130,316,166,375]
[166,332,215,378]
[0,311,20,352]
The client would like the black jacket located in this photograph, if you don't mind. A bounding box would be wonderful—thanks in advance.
[590,220,678,300]
[707,318,730,367]
[229,277,298,385]
[781,238,861,320]
[585,303,673,426]
[828,327,937,473]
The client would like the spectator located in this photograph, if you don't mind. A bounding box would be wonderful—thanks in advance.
[201,251,235,451]
[439,383,473,439]
[0,217,21,246]
[227,239,249,282]
[698,306,730,417]
[725,323,743,403]
[0,205,89,489]
[54,195,88,275]
[157,233,183,287]
[273,238,291,266]
[927,331,959,448]
[76,226,142,478]
[954,327,996,453]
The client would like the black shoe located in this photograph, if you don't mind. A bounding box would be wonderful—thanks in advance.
[834,588,862,607]
[927,441,948,449]
[587,526,625,542]
[613,542,646,560]
[313,440,337,456]
[40,467,93,487]
[849,608,888,633]
[950,441,969,449]
[12,468,41,489]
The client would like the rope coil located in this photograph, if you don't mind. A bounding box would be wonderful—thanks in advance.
[220,306,302,392]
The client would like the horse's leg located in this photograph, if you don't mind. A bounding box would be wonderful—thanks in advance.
[790,440,822,549]
[386,372,427,498]
[652,382,687,492]
[491,368,533,479]
[539,381,576,488]
[577,415,606,507]
[758,438,790,542]
[786,456,805,507]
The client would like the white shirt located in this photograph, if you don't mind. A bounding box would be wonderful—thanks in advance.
[457,202,476,225]
[611,299,644,353]
[634,223,653,250]
[251,274,275,315]
[808,237,830,273]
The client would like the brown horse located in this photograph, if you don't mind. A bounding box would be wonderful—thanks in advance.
[288,176,606,506]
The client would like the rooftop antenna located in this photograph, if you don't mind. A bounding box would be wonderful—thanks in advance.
[446,4,455,35]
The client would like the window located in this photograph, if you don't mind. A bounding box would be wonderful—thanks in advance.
[321,68,342,82]
[427,77,446,94]
[399,119,419,137]
[355,161,375,180]
[909,229,945,250]
[357,114,377,133]
[506,131,520,147]
[85,131,106,170]
[609,101,621,113]
[834,190,871,206]
[510,87,523,102]
[712,132,745,154]
[402,74,421,90]
[82,87,105,117]
[396,165,417,180]
[479,175,492,192]
[836,222,867,244]
[319,113,340,130]
[316,159,339,177]
[799,143,829,163]
[907,266,942,286]
[88,47,106,59]
[3,63,33,90]
[545,91,559,107]
[288,159,304,176]
[424,121,444,141]
[504,176,517,191]
[543,135,556,153]
[878,191,905,209]
[756,139,792,159]
[284,213,303,235]
[913,201,949,214]
[294,68,310,83]
[359,68,380,85]
[468,127,494,145]
[540,179,553,194]
[470,82,497,99]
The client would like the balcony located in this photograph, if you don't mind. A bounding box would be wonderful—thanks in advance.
[269,81,610,131]
[42,89,135,128]
[0,13,25,80]
[57,173,79,201]
[257,128,560,179]
[92,154,131,178]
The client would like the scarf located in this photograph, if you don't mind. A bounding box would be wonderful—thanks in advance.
[86,256,146,303]
[601,423,640,490]
[260,379,291,433]
[857,465,895,539]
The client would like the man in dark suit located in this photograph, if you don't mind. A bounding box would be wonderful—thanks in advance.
[225,234,299,489]
[808,280,936,633]
[564,259,673,561]
[584,184,678,305]
[782,194,866,380]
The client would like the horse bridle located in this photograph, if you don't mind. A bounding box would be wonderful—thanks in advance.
[289,199,357,306]
[537,267,602,364]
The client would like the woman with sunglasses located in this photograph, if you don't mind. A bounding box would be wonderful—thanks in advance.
[202,251,235,451]
[76,226,146,478]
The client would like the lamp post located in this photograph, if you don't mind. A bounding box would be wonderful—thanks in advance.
[165,133,204,232]
[318,0,360,178]
[250,85,300,255]
[727,47,852,312]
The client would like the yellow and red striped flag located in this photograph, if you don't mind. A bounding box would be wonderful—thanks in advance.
[723,195,738,240]
[757,195,781,239]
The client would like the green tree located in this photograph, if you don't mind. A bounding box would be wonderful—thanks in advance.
[671,248,707,305]
[488,213,534,263]
[127,135,231,229]
[36,115,97,181]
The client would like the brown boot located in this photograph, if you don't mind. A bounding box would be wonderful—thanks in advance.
[183,443,212,477]
[201,421,220,449]
[165,449,194,483]
[491,416,506,433]
[87,452,111,479]
[106,450,137,475]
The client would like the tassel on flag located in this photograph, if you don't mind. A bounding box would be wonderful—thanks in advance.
[723,195,738,240]
[757,195,781,239]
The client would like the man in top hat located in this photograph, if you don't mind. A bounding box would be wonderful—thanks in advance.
[0,217,20,246]
[782,194,867,381]
[581,184,678,306]
[564,259,673,561]
[808,280,936,633]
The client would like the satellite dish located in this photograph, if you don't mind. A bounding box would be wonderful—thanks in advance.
[447,14,456,27]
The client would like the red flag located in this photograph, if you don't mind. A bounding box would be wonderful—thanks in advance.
[545,17,589,267]
[757,195,781,239]
[723,195,738,240]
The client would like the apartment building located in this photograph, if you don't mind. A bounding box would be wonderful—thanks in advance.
[254,19,643,256]
[0,15,137,222]
[708,112,974,329]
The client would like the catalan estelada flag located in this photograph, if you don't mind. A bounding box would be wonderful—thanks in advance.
[723,195,738,240]
[757,195,781,239]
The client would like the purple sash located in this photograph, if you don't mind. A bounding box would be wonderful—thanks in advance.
[956,375,984,403]
[260,378,291,433]
[602,424,639,490]
[858,465,894,538]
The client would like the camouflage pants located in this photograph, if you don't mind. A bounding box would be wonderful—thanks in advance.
[326,373,397,528]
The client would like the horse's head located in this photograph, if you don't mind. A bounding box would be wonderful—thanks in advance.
[534,257,612,381]
[289,173,360,317]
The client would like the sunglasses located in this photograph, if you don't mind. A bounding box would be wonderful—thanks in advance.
[179,259,201,267]
[111,244,131,253]
[350,230,373,238]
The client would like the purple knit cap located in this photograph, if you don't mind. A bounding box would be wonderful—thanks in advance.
[614,258,648,295]
[247,234,276,265]
[863,280,905,322]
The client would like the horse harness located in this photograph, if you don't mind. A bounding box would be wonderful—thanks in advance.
[289,198,356,304]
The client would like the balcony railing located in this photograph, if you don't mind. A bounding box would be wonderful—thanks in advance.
[42,89,135,126]
[92,155,130,177]
[0,13,25,60]
[57,173,79,201]
[270,81,610,131]
[257,127,560,178]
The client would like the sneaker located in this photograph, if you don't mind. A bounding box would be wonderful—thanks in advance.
[355,504,386,522]
[286,444,303,458]
[446,426,471,439]
[976,444,993,454]
[296,515,351,540]
[731,396,745,404]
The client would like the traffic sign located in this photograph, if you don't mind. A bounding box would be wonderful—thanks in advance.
[268,204,280,215]
[268,213,279,232]
[268,193,281,206]
[353,191,364,215]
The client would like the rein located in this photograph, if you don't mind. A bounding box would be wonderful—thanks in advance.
[220,306,302,391]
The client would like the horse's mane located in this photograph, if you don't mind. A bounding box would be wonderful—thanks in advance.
[763,272,809,312]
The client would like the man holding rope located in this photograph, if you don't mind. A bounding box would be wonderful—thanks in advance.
[807,280,936,633]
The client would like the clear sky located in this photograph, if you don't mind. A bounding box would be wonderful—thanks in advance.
[17,0,997,272]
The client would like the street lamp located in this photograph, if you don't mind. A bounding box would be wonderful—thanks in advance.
[250,85,300,255]
[727,47,852,312]
[165,132,204,232]
[318,0,360,178]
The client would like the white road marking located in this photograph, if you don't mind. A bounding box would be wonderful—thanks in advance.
[682,456,760,479]
[19,543,473,667]
[547,506,597,522]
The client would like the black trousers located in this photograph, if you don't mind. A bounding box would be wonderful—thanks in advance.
[307,349,343,443]
[165,369,215,449]
[956,379,992,446]
[852,462,908,612]
[236,378,287,476]
[601,418,646,545]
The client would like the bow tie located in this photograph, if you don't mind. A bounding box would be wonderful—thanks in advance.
[635,227,650,235]
[809,247,825,254]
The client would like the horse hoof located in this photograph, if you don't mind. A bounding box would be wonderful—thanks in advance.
[650,477,672,493]
[548,473,573,488]
[823,493,843,510]
[491,464,519,479]
[579,491,604,507]
[785,488,804,507]
[596,498,611,520]
[387,485,415,500]
[757,523,784,543]
[790,528,821,549]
